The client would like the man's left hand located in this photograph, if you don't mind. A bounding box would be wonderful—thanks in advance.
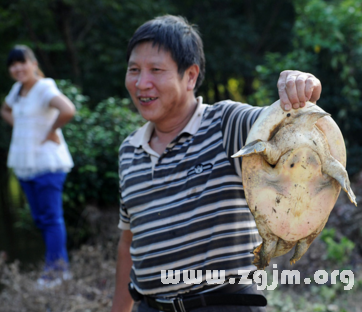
[277,70,322,111]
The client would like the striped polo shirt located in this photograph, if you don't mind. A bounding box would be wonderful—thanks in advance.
[118,97,265,297]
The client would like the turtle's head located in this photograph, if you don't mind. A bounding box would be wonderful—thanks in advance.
[293,105,330,126]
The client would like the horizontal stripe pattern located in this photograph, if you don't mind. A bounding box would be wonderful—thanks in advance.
[118,101,265,297]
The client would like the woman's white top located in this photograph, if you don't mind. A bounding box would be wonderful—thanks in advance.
[5,78,74,180]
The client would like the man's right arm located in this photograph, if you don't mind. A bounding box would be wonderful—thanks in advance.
[111,229,134,312]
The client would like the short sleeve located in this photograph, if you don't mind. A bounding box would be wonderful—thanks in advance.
[4,82,22,108]
[118,195,131,230]
[40,78,62,107]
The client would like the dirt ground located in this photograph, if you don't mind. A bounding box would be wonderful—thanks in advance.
[0,208,121,312]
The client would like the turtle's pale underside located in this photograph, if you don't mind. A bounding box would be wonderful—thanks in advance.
[232,101,357,270]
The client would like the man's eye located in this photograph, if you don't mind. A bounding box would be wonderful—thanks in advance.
[128,68,139,72]
[152,68,161,72]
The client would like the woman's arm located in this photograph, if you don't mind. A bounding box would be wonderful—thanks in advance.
[43,94,76,143]
[1,102,14,126]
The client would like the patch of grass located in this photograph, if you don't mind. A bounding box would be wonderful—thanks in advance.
[320,228,355,265]
[266,276,362,312]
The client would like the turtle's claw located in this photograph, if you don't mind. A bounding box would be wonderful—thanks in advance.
[341,177,357,206]
[252,244,271,270]
[347,188,357,206]
[251,244,262,269]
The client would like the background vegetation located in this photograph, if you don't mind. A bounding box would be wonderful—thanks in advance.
[1,0,362,310]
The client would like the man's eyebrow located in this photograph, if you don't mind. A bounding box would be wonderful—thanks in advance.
[127,61,165,67]
[151,62,166,67]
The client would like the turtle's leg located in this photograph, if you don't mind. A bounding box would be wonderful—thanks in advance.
[252,235,279,270]
[289,216,328,265]
[252,215,279,269]
[232,140,281,165]
[322,156,357,206]
[273,239,296,258]
[232,140,267,157]
[289,238,311,265]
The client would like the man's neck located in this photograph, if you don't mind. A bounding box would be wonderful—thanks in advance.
[150,97,198,155]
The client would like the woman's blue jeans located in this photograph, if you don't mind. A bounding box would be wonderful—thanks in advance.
[19,172,69,270]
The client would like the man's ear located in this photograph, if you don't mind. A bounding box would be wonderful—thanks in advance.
[186,64,200,91]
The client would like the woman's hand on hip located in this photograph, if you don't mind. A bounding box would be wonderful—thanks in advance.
[42,130,60,144]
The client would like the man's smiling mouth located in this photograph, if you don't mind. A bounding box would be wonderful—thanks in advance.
[139,97,158,103]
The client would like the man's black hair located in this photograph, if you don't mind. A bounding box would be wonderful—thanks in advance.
[126,15,205,91]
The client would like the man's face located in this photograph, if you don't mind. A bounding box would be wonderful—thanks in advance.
[125,41,190,126]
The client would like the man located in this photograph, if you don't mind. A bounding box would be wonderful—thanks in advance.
[112,15,321,312]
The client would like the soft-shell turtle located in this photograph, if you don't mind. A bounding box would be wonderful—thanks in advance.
[232,100,357,270]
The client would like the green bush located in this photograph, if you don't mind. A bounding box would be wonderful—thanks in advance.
[248,0,362,176]
[320,228,355,265]
[55,80,144,245]
[58,80,144,208]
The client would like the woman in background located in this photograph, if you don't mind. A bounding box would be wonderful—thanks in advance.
[1,45,75,288]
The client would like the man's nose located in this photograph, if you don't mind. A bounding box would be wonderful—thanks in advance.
[135,71,152,89]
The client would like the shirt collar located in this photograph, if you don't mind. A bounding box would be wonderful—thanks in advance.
[129,96,207,148]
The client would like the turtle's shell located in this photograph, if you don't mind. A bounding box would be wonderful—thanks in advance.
[243,101,344,241]
[235,100,351,268]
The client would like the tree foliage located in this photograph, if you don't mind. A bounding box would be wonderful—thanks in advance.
[252,0,362,174]
[0,0,174,102]
[1,0,362,214]
[173,0,296,103]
